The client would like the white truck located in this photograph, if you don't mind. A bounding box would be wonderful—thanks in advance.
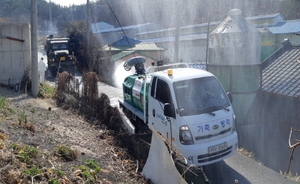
[118,56,238,166]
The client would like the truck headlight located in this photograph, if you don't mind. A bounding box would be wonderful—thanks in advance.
[180,126,194,145]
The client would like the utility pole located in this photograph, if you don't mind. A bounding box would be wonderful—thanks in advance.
[49,0,52,32]
[31,0,38,97]
[86,0,90,48]
[174,0,180,63]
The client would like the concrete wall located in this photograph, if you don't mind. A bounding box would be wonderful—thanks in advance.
[0,23,31,86]
[238,91,300,174]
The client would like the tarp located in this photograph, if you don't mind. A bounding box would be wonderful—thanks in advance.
[142,130,188,184]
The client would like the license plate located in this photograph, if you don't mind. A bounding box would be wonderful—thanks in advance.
[60,57,65,61]
[208,142,227,154]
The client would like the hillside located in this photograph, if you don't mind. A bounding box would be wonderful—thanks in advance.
[0,83,151,184]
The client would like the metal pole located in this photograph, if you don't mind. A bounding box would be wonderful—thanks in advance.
[31,0,38,97]
[49,0,52,33]
[174,0,180,63]
[86,0,90,47]
[205,19,210,71]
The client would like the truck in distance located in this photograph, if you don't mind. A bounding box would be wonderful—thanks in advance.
[44,35,76,77]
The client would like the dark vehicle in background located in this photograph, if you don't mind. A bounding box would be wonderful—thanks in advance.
[44,35,76,77]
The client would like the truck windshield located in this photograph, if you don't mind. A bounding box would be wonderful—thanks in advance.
[52,43,68,50]
[174,76,230,116]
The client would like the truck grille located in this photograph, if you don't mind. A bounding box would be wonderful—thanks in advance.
[195,128,231,140]
[197,146,232,163]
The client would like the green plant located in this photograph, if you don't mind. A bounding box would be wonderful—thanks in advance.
[10,143,21,151]
[24,146,39,157]
[48,179,59,184]
[19,152,30,162]
[25,166,41,176]
[57,169,65,176]
[0,96,13,117]
[8,108,15,113]
[0,96,6,109]
[18,110,27,124]
[38,82,55,98]
[72,160,101,183]
[18,146,39,163]
[54,145,78,161]
[86,159,101,172]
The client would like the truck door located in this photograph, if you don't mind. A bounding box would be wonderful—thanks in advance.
[149,77,174,142]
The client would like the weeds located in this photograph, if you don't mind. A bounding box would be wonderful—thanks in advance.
[54,145,78,161]
[38,82,55,98]
[281,171,300,182]
[0,96,6,109]
[57,169,65,176]
[0,95,14,118]
[25,166,42,176]
[17,110,27,125]
[86,159,101,172]
[48,179,59,184]
[238,147,255,159]
[10,143,22,151]
[18,146,39,163]
[72,159,101,183]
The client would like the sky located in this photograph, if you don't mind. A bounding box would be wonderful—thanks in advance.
[47,0,87,7]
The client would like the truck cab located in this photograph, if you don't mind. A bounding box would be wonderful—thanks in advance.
[147,67,238,166]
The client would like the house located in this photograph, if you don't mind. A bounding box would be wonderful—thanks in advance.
[102,36,165,88]
[102,36,165,67]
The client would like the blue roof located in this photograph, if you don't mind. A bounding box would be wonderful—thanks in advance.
[110,36,142,46]
[97,23,153,34]
[137,21,220,36]
[246,13,283,21]
[139,33,207,43]
[267,20,300,34]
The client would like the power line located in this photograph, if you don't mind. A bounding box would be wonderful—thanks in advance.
[105,0,133,51]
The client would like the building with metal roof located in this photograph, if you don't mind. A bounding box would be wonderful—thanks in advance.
[246,13,284,26]
[94,22,161,46]
[261,39,300,97]
[102,36,165,67]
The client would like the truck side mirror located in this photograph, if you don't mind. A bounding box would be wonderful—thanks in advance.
[226,91,233,103]
[164,103,176,119]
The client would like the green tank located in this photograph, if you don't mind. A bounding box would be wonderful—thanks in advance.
[123,74,149,113]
